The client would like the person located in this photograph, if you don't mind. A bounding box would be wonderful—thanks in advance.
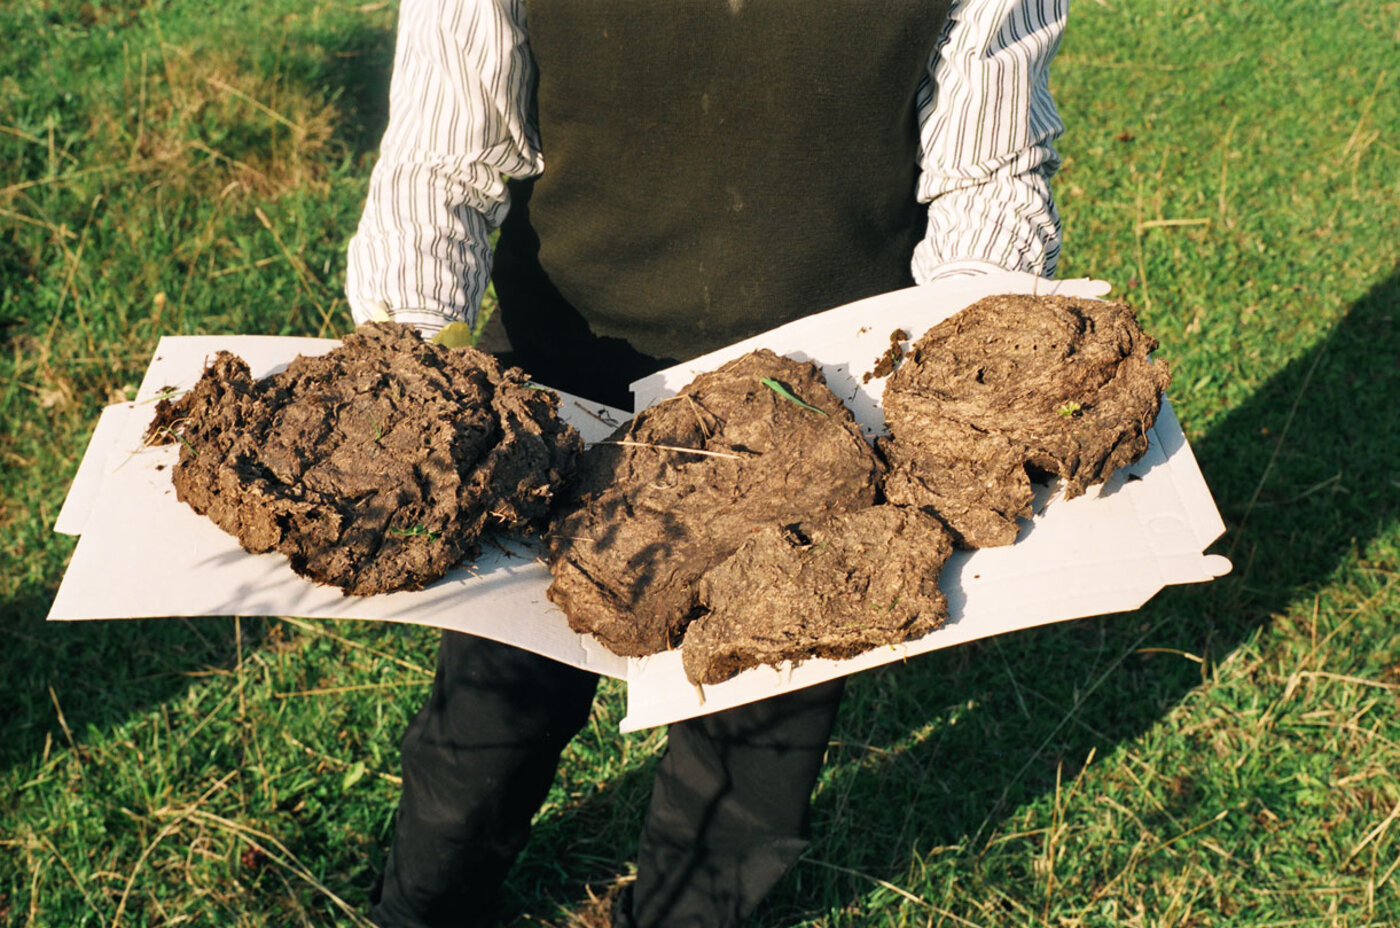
[346,1,1067,925]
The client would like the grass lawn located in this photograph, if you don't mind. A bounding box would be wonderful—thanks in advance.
[2,0,1398,925]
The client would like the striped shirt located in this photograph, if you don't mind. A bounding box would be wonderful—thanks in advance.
[347,0,1067,337]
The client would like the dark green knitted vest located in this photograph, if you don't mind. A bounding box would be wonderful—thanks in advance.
[492,0,950,404]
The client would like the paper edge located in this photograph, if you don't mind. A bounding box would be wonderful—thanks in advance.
[53,403,135,537]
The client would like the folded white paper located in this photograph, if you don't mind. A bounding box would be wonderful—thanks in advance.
[48,278,1230,731]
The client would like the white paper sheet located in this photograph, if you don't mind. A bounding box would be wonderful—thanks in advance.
[617,279,1228,730]
[48,335,632,680]
[48,278,1231,730]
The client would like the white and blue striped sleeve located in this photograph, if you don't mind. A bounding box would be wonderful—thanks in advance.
[346,0,539,337]
[912,0,1067,283]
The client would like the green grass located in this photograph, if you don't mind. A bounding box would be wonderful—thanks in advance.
[2,0,1398,925]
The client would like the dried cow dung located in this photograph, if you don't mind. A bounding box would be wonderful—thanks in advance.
[879,294,1171,548]
[146,322,581,595]
[683,506,953,685]
[547,349,883,657]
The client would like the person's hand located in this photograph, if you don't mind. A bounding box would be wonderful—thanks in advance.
[360,305,475,348]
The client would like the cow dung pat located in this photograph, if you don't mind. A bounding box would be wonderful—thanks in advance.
[879,293,1171,548]
[547,349,883,657]
[145,322,581,596]
[683,506,953,685]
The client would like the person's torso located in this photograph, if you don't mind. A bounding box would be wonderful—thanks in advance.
[493,0,949,401]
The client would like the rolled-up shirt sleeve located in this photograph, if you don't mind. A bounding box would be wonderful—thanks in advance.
[912,0,1066,283]
[346,0,540,337]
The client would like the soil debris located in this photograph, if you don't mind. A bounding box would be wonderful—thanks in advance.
[879,294,1171,547]
[547,349,884,658]
[863,328,910,383]
[683,506,952,685]
[146,322,581,595]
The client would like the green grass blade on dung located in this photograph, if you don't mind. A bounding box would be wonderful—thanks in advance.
[760,376,828,416]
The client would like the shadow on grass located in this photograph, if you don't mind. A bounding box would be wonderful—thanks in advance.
[303,20,395,160]
[0,592,249,773]
[6,264,1393,920]
[491,267,1399,925]
[746,265,1400,924]
[7,262,1393,922]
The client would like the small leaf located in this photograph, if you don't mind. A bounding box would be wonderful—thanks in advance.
[431,322,475,348]
[342,761,367,791]
[760,377,828,416]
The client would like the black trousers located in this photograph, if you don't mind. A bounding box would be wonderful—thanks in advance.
[369,632,844,928]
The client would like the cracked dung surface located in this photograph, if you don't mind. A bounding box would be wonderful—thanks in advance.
[683,505,953,685]
[146,322,581,595]
[879,293,1171,548]
[546,349,884,659]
